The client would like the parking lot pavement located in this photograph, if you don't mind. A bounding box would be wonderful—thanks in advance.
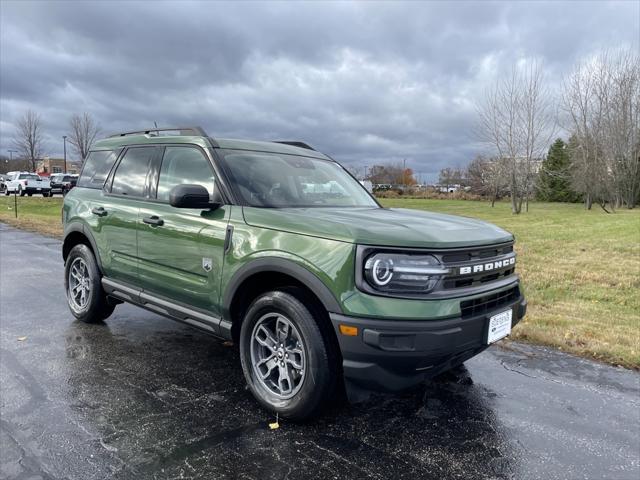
[1,223,639,480]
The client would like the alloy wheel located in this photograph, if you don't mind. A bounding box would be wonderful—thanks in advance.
[68,257,91,310]
[250,313,306,399]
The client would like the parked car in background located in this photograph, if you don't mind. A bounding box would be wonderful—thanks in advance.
[4,171,52,196]
[50,174,78,195]
[0,174,10,193]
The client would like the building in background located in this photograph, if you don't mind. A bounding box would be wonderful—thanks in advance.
[36,156,81,176]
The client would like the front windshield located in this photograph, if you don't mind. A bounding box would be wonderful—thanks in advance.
[219,150,378,208]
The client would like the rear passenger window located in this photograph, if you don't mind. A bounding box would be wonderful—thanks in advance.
[111,147,157,197]
[156,147,215,202]
[77,150,120,189]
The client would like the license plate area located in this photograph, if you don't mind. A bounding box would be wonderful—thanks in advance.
[486,309,512,344]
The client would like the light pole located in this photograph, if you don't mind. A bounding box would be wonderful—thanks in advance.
[7,149,16,162]
[63,136,67,174]
[403,158,406,186]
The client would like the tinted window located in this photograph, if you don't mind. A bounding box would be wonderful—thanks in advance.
[219,150,378,208]
[156,147,215,202]
[19,174,40,180]
[78,150,120,189]
[111,147,156,197]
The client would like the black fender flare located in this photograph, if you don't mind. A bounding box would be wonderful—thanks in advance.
[222,257,343,320]
[63,222,104,274]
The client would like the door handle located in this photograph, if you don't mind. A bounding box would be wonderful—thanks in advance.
[91,207,107,217]
[143,215,164,227]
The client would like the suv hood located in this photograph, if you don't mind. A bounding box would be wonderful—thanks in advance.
[242,207,513,248]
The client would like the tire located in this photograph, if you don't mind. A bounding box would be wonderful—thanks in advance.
[64,244,115,323]
[239,289,338,421]
[4,189,8,196]
[18,186,25,196]
[42,191,50,198]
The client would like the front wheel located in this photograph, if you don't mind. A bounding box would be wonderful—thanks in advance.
[64,244,115,323]
[239,290,338,421]
[18,186,25,196]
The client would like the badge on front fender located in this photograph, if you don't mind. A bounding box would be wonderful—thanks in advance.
[202,257,212,272]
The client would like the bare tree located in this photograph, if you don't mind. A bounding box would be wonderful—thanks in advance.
[438,166,465,191]
[562,49,640,210]
[466,155,508,206]
[68,112,101,162]
[12,110,44,172]
[477,61,555,213]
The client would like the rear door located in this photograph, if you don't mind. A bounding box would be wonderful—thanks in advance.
[137,145,230,315]
[98,146,161,285]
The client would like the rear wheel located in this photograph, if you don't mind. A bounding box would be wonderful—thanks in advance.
[64,244,115,323]
[239,290,338,421]
[18,186,25,196]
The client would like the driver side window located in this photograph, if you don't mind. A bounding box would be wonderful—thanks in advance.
[156,147,216,202]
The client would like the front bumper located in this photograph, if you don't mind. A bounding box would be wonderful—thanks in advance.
[24,186,50,193]
[330,294,527,391]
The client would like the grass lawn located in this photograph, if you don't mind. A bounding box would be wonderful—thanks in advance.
[1,195,639,368]
[0,195,64,237]
[382,198,640,369]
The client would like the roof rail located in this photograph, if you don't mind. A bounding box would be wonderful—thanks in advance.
[109,126,208,138]
[272,141,316,151]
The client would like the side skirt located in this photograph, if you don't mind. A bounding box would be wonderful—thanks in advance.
[101,277,233,340]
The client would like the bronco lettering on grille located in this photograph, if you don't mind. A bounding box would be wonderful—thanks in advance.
[459,257,515,275]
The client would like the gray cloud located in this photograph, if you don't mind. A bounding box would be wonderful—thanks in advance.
[1,0,638,180]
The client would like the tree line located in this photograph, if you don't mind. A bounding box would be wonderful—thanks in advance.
[474,48,639,213]
[6,110,100,171]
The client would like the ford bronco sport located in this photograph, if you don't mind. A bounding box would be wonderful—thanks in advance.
[62,126,526,420]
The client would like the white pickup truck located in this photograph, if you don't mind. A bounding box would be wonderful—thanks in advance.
[4,171,52,197]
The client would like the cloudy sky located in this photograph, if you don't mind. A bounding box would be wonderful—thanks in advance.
[1,0,638,180]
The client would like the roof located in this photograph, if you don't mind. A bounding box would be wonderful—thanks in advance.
[92,131,331,160]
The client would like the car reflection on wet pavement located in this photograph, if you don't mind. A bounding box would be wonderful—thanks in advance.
[1,224,639,480]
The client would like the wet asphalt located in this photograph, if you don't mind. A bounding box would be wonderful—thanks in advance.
[0,223,639,480]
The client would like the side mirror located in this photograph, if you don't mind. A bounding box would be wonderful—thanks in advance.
[169,184,222,210]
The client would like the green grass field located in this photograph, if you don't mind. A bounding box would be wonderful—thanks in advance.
[2,195,639,368]
[0,195,64,237]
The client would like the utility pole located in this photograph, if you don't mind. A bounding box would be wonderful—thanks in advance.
[6,150,16,174]
[364,165,368,180]
[63,135,67,174]
[8,149,18,218]
[403,158,406,186]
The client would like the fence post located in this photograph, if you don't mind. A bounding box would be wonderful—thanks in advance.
[14,189,17,218]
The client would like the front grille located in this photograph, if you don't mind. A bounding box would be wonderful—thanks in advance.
[460,286,520,318]
[441,244,513,264]
[437,242,516,290]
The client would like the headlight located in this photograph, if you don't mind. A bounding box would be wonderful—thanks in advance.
[363,252,449,294]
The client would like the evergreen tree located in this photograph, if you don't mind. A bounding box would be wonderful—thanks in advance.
[536,138,581,202]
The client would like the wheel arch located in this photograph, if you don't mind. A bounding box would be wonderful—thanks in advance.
[223,258,343,343]
[62,223,104,274]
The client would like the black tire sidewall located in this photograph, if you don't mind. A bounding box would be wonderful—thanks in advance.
[239,291,334,420]
[64,244,111,323]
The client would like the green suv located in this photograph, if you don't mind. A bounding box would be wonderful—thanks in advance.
[62,127,526,419]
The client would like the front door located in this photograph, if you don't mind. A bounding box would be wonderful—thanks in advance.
[137,145,229,315]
